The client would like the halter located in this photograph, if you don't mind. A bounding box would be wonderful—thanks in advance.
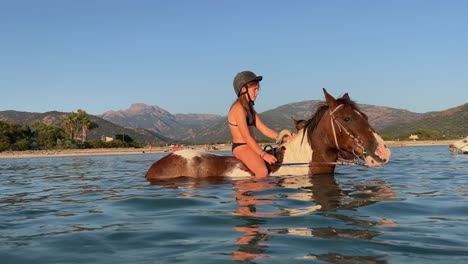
[329,104,368,165]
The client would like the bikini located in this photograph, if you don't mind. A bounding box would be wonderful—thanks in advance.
[229,115,256,152]
[231,142,247,151]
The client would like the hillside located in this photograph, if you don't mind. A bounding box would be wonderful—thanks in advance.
[2,101,466,145]
[380,103,468,139]
[186,102,467,143]
[100,103,223,140]
[187,101,429,143]
[0,110,169,145]
[98,100,431,144]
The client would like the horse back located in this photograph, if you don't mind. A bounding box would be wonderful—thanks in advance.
[145,150,252,180]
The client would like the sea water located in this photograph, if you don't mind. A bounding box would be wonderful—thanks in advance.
[1,146,467,263]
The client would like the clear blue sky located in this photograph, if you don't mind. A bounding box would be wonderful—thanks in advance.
[1,0,467,116]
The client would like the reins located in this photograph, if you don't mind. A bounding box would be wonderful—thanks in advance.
[272,160,362,167]
[263,145,367,168]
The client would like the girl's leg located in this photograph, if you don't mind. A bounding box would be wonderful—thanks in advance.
[233,145,268,178]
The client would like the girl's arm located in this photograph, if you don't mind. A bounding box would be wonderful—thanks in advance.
[254,113,278,140]
[255,113,297,143]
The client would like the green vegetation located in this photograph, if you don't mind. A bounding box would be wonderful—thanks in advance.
[0,110,141,152]
[382,128,447,141]
[63,109,99,142]
[411,128,442,140]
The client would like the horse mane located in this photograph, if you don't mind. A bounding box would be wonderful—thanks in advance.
[302,95,362,145]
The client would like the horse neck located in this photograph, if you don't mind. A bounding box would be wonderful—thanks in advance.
[308,111,340,163]
[280,129,314,163]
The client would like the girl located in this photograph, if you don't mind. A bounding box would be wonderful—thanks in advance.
[228,71,294,179]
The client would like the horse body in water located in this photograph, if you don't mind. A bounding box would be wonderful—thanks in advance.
[146,89,391,180]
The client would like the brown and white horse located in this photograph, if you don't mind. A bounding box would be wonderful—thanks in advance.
[146,89,391,180]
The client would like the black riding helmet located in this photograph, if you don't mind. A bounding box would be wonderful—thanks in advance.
[233,71,263,97]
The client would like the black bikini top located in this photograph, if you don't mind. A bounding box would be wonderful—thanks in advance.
[228,112,256,127]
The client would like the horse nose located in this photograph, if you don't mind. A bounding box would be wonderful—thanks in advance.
[375,144,391,163]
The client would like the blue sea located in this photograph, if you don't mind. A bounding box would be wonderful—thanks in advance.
[1,145,467,263]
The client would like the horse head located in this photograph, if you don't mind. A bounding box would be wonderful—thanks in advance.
[292,117,306,131]
[320,88,391,167]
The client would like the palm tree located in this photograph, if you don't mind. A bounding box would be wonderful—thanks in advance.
[63,110,99,143]
[79,116,98,143]
[63,113,78,140]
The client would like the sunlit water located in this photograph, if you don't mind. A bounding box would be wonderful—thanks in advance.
[1,146,467,263]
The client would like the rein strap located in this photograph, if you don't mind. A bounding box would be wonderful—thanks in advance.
[272,160,361,167]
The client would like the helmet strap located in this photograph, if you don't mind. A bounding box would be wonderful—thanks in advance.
[238,87,255,105]
[247,91,255,106]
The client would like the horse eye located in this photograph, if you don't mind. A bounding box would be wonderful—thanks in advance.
[344,117,352,122]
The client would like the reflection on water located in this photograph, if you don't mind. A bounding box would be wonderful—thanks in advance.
[228,175,396,262]
[151,171,399,262]
[1,147,468,263]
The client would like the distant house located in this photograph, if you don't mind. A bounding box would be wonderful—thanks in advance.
[101,136,114,142]
[409,134,419,141]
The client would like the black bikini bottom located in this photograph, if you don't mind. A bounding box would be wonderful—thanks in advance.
[232,142,247,152]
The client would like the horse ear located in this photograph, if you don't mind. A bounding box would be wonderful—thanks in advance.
[343,93,350,100]
[323,88,339,109]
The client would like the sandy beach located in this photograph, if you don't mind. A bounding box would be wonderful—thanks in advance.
[0,145,232,159]
[0,140,456,159]
[385,139,456,148]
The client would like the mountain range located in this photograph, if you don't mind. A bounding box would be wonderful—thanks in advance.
[99,101,467,143]
[100,103,223,141]
[1,101,467,145]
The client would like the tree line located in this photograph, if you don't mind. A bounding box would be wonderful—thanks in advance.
[0,110,140,152]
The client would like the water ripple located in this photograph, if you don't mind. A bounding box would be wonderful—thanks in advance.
[1,147,468,263]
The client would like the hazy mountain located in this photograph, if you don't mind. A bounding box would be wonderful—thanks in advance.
[100,103,223,140]
[97,101,433,144]
[380,103,468,138]
[254,101,427,132]
[101,103,177,134]
[2,101,466,145]
[0,110,169,145]
[188,101,429,143]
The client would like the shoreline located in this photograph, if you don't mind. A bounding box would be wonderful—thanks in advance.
[385,139,455,148]
[0,145,230,159]
[0,140,455,159]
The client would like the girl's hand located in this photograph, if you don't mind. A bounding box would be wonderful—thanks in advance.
[262,153,277,164]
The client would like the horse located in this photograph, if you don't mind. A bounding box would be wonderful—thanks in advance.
[146,89,391,180]
[292,117,306,131]
[449,136,468,154]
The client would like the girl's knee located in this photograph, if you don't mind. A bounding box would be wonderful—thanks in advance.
[254,167,269,178]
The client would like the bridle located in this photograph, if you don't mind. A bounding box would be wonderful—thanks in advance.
[328,104,368,166]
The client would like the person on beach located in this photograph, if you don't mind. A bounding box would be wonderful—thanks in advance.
[228,71,295,179]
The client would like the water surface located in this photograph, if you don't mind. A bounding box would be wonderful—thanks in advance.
[1,146,468,263]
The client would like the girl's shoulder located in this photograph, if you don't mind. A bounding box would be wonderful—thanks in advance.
[229,101,244,113]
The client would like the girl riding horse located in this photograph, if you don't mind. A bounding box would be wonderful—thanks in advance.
[145,89,391,180]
